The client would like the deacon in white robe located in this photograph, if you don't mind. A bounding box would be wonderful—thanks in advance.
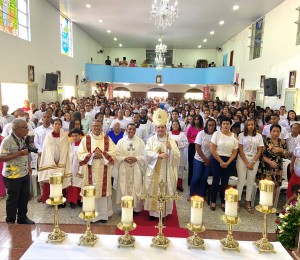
[78,120,116,223]
[144,123,180,218]
[113,123,146,212]
[169,123,189,191]
[38,121,71,203]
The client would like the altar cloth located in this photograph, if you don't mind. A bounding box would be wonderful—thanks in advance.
[21,232,292,259]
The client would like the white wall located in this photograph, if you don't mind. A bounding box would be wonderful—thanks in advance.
[0,0,103,105]
[217,0,300,108]
[103,48,218,68]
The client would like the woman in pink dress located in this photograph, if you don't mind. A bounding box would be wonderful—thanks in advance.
[186,115,204,187]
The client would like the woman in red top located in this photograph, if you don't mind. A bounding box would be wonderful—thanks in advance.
[186,115,204,186]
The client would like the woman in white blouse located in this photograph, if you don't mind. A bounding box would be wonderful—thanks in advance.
[210,117,239,211]
[169,120,189,192]
[189,119,217,199]
[236,119,263,213]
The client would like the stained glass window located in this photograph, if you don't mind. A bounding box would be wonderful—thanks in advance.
[0,0,30,40]
[249,17,264,60]
[60,14,73,57]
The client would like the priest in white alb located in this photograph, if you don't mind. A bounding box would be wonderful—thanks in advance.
[113,123,145,212]
[77,120,116,223]
[144,108,180,220]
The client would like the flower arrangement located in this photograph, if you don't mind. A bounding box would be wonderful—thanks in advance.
[276,195,300,250]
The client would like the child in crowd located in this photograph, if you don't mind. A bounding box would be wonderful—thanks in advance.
[66,128,84,208]
[285,184,300,207]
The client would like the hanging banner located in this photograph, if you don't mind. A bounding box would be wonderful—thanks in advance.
[203,85,210,100]
[108,84,114,100]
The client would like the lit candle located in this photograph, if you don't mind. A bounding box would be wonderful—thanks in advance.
[225,188,238,221]
[49,173,63,198]
[82,185,96,213]
[190,196,204,226]
[121,196,134,227]
[259,180,274,207]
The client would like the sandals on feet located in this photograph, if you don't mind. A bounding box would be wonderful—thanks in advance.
[245,201,254,214]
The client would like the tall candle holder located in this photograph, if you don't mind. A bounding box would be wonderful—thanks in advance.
[254,180,276,254]
[220,188,240,252]
[117,196,136,248]
[141,180,181,250]
[186,196,205,249]
[78,185,98,246]
[46,173,67,243]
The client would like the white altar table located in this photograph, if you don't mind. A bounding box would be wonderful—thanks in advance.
[21,232,292,259]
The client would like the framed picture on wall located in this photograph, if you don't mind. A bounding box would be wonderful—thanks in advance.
[56,70,61,83]
[241,78,245,90]
[260,75,265,88]
[289,71,296,88]
[76,75,79,86]
[156,75,162,84]
[28,65,34,82]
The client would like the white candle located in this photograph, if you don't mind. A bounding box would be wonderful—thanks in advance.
[121,196,134,227]
[82,185,96,213]
[225,188,238,220]
[83,196,95,212]
[259,180,274,207]
[49,173,63,198]
[50,183,62,198]
[190,196,203,225]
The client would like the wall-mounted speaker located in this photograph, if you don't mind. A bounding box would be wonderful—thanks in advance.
[264,78,277,96]
[45,73,58,91]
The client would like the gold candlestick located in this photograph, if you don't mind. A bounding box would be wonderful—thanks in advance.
[220,215,240,252]
[78,186,98,246]
[78,211,99,246]
[141,180,181,250]
[254,205,276,254]
[117,222,137,248]
[187,196,205,249]
[117,196,136,248]
[46,173,67,243]
[254,180,276,254]
[186,223,205,249]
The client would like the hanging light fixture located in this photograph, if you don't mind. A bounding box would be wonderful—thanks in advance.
[155,41,167,70]
[150,0,179,29]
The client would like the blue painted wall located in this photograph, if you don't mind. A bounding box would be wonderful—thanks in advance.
[85,64,235,85]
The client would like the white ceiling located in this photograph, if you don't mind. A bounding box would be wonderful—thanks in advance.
[47,0,285,49]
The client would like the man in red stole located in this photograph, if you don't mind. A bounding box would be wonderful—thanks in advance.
[78,120,116,223]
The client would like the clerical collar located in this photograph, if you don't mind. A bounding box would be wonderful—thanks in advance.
[52,132,60,138]
[125,135,135,141]
[74,141,81,146]
[171,130,180,135]
[90,132,103,139]
[140,118,147,124]
[134,122,140,128]
[155,134,167,141]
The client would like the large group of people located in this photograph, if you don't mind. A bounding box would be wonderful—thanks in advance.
[0,89,300,225]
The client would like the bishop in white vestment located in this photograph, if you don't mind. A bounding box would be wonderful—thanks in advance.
[144,109,180,218]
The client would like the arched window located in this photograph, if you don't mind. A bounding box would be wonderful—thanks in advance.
[113,87,130,98]
[147,88,168,99]
[184,88,203,100]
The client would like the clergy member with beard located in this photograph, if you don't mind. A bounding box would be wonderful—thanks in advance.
[144,108,180,221]
[114,123,145,213]
[78,120,116,223]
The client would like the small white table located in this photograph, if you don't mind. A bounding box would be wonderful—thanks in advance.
[21,232,292,259]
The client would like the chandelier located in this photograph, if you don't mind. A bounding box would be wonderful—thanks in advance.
[155,42,167,70]
[150,0,179,29]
